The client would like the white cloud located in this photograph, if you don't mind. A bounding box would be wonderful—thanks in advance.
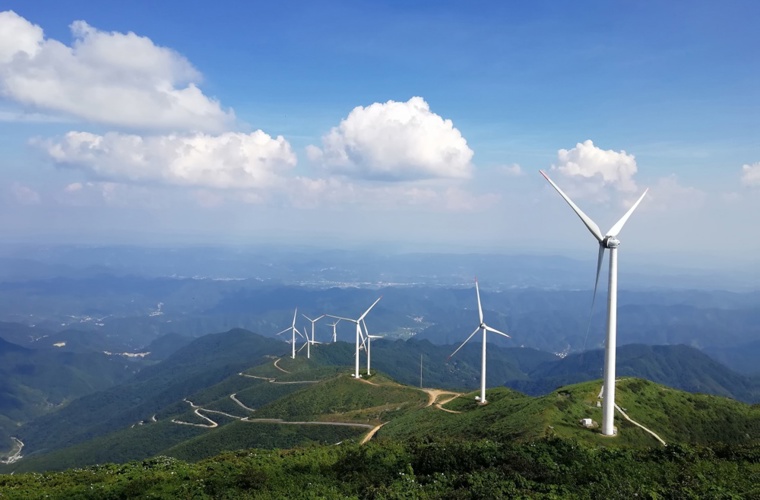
[740,162,760,187]
[643,175,706,211]
[499,163,523,176]
[11,182,40,204]
[0,10,233,132]
[307,97,473,181]
[552,140,638,195]
[282,176,497,213]
[40,131,296,190]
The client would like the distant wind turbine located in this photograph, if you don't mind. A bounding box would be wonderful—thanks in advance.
[361,318,383,376]
[276,308,305,359]
[327,319,341,343]
[302,314,325,359]
[448,279,510,404]
[540,169,648,436]
[328,297,382,378]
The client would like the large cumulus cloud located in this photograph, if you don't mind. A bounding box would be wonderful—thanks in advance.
[41,131,296,190]
[307,97,473,181]
[553,140,638,192]
[0,10,233,132]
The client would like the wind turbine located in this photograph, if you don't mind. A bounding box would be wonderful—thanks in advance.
[328,297,382,378]
[276,308,304,359]
[327,319,341,343]
[540,169,648,436]
[361,318,384,376]
[448,279,510,404]
[302,314,325,359]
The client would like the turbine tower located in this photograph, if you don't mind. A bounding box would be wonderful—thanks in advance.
[276,308,304,359]
[448,279,510,404]
[540,169,648,436]
[328,296,382,378]
[302,314,325,359]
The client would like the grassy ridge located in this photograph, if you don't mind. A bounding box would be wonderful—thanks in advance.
[163,421,366,462]
[381,379,760,448]
[254,374,427,422]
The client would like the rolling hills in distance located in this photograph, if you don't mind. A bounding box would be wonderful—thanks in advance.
[0,245,758,487]
[1,329,758,473]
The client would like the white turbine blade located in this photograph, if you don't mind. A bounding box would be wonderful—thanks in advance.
[302,314,313,322]
[448,326,481,360]
[591,244,605,315]
[359,296,383,321]
[606,188,649,237]
[475,278,484,324]
[359,319,368,349]
[291,308,298,327]
[275,327,290,336]
[295,327,305,339]
[540,170,604,242]
[327,314,356,323]
[298,341,308,353]
[314,314,326,322]
[484,325,511,338]
[581,245,606,350]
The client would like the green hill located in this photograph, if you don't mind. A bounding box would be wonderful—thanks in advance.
[381,377,760,448]
[0,337,141,455]
[7,334,760,474]
[12,329,286,456]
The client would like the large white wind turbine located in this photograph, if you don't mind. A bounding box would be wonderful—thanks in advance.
[448,279,510,404]
[328,297,382,378]
[540,170,648,436]
[302,314,326,359]
[361,318,384,376]
[327,319,341,343]
[276,308,304,359]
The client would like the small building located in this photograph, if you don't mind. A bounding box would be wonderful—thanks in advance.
[580,418,594,428]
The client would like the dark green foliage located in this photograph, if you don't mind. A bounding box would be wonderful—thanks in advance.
[1,438,759,498]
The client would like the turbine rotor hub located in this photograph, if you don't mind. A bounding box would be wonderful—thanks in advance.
[603,237,620,249]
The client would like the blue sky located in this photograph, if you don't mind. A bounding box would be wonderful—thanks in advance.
[0,1,758,269]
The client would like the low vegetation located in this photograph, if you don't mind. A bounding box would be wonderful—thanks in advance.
[1,438,758,498]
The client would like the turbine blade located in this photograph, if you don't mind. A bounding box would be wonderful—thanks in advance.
[475,278,484,324]
[448,326,481,360]
[314,314,326,322]
[298,341,308,353]
[291,308,298,327]
[606,188,649,237]
[275,328,290,336]
[302,314,313,322]
[484,325,511,338]
[327,315,356,323]
[540,170,604,242]
[582,245,606,348]
[359,296,383,321]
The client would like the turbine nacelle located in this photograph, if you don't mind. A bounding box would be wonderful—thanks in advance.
[602,237,620,249]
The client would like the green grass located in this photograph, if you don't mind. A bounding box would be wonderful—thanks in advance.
[253,373,427,422]
[381,379,760,448]
[163,421,366,462]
